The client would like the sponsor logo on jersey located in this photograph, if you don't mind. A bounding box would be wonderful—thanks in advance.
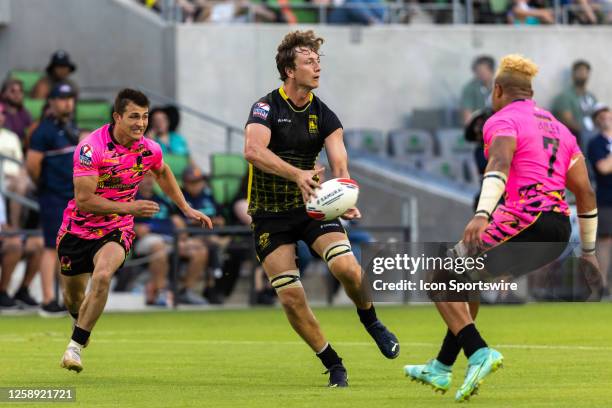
[79,144,93,166]
[253,102,271,120]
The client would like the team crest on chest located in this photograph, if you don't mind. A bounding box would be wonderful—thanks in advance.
[308,114,318,134]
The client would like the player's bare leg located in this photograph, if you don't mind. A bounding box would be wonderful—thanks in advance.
[262,244,347,387]
[312,232,400,359]
[60,242,125,373]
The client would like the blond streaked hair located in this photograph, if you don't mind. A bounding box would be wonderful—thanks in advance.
[495,54,539,93]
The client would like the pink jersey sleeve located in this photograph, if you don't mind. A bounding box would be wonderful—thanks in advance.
[483,114,518,158]
[149,140,164,171]
[73,138,103,177]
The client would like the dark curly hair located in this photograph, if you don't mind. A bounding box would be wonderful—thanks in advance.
[276,30,324,82]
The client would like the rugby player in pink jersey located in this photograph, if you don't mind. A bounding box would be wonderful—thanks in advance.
[404,55,601,402]
[57,89,213,373]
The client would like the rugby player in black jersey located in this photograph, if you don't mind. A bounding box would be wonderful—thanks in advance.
[244,30,399,388]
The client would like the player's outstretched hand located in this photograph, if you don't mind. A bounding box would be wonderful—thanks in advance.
[462,216,488,255]
[128,200,160,217]
[341,207,361,220]
[295,166,325,204]
[183,207,213,229]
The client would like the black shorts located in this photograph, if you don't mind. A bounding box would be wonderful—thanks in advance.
[483,211,571,278]
[428,211,571,302]
[57,230,129,276]
[251,208,346,262]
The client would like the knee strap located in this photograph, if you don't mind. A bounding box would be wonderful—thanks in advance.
[322,240,352,267]
[269,269,302,292]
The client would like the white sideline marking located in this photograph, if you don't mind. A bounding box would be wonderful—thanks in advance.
[0,335,610,351]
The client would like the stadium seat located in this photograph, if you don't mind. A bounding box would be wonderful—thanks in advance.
[210,176,242,205]
[211,153,248,177]
[22,98,45,120]
[9,70,43,94]
[343,129,386,156]
[290,0,319,23]
[435,128,480,184]
[76,100,111,130]
[164,153,191,185]
[387,129,434,168]
[423,157,463,182]
[436,128,475,158]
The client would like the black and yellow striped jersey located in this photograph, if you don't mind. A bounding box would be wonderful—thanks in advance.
[245,87,342,215]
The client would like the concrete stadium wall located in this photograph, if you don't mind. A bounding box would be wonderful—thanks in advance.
[0,0,9,26]
[176,25,612,168]
[0,0,174,98]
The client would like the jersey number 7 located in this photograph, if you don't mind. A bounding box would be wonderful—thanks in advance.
[542,136,560,177]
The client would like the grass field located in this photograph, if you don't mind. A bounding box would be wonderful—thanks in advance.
[1,303,611,407]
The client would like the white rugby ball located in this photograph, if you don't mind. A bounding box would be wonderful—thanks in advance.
[306,178,359,221]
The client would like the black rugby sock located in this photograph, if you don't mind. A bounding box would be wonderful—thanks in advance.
[71,326,91,347]
[436,329,461,366]
[316,343,342,368]
[456,323,488,358]
[357,304,378,328]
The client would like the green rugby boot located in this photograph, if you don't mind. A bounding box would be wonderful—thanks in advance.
[455,347,504,403]
[404,359,452,394]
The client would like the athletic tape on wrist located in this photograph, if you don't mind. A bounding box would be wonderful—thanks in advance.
[578,209,598,254]
[475,171,507,219]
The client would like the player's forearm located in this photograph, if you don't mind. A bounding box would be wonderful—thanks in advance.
[155,165,190,213]
[574,186,597,214]
[75,193,131,215]
[246,146,300,182]
[331,163,349,179]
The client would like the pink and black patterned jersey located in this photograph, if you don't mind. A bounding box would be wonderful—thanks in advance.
[483,99,582,216]
[57,124,164,245]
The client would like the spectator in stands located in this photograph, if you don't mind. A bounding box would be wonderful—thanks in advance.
[552,60,598,144]
[459,55,495,125]
[181,166,227,304]
[147,107,192,179]
[134,174,209,306]
[573,0,600,24]
[1,78,32,142]
[587,103,612,296]
[328,0,387,24]
[31,50,79,100]
[25,83,79,315]
[0,103,42,311]
[0,101,29,235]
[509,0,555,24]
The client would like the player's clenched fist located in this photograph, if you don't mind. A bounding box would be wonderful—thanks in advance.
[127,200,160,217]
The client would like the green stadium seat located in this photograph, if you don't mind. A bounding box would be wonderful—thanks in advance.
[290,0,319,23]
[210,153,247,177]
[210,176,242,205]
[22,98,45,120]
[10,70,43,94]
[76,101,111,130]
[164,153,191,185]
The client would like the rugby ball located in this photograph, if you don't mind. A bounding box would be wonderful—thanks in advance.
[306,178,359,221]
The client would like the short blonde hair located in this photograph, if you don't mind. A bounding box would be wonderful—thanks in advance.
[495,54,538,91]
